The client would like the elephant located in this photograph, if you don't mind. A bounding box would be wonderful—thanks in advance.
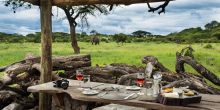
[91,36,100,45]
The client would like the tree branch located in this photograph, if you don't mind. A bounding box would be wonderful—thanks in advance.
[73,5,91,20]
[92,5,104,13]
[146,0,170,14]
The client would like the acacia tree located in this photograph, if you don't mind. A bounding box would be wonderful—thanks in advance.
[60,5,108,54]
[90,29,98,35]
[132,30,152,38]
[4,0,32,13]
[5,0,171,54]
[205,21,220,30]
[4,1,109,54]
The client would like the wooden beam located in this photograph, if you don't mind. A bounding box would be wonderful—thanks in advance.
[39,0,53,110]
[23,0,167,6]
[54,0,167,6]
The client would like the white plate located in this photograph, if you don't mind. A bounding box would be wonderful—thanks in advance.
[82,90,99,95]
[126,86,141,91]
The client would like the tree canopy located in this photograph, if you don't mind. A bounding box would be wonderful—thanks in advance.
[1,20,220,44]
[205,20,220,30]
[132,30,152,38]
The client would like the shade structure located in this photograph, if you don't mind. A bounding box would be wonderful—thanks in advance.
[23,0,168,6]
[19,0,172,109]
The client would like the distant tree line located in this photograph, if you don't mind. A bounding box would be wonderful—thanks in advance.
[0,21,220,44]
[166,20,220,43]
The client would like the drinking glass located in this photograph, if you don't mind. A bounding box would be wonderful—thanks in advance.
[135,73,145,87]
[145,79,153,96]
[83,75,91,88]
[153,71,162,97]
[83,75,90,83]
[76,69,83,87]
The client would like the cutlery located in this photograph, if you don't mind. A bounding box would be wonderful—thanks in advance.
[124,93,136,100]
[90,83,105,89]
[99,92,108,97]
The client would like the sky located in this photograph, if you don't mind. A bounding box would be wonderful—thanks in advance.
[0,0,220,35]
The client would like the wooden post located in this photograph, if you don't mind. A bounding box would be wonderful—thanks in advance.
[39,0,52,110]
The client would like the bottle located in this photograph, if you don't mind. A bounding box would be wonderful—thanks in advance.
[145,62,153,78]
[152,71,162,97]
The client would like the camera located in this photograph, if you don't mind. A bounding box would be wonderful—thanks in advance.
[53,79,69,90]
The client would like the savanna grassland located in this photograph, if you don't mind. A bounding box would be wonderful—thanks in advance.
[0,42,220,77]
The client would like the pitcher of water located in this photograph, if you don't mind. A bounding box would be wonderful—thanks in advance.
[152,71,162,97]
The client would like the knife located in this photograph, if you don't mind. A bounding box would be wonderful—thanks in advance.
[99,92,108,97]
[124,93,136,100]
[90,83,105,89]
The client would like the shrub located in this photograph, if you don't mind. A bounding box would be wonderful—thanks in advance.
[203,44,213,49]
[126,39,132,43]
[212,32,220,40]
[112,33,127,44]
[133,38,145,42]
[100,38,109,43]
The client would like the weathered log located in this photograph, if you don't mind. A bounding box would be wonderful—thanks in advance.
[52,55,91,71]
[63,64,139,84]
[2,102,23,110]
[176,52,220,86]
[4,54,91,75]
[0,90,21,109]
[31,63,61,80]
[6,64,31,75]
[109,63,144,73]
[0,55,89,88]
[162,79,220,94]
[2,85,30,96]
[1,50,220,110]
[118,73,137,85]
[141,54,220,94]
[142,56,171,72]
[0,66,7,72]
[92,76,116,84]
[0,68,59,90]
[0,90,37,110]
[0,74,12,89]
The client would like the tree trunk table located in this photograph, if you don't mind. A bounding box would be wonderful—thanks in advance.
[27,79,220,110]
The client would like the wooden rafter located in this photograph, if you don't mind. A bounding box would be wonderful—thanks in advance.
[23,0,168,6]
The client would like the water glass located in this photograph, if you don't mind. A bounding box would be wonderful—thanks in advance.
[145,79,153,96]
[153,71,162,97]
[83,75,90,88]
[83,75,90,83]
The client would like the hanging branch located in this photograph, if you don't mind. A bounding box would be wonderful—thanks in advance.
[146,0,170,14]
[4,0,32,13]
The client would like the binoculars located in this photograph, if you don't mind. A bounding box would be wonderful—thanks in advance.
[53,79,69,90]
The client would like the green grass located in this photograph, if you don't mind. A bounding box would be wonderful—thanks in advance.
[0,42,220,78]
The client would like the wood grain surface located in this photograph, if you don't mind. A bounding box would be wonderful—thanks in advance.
[28,79,220,110]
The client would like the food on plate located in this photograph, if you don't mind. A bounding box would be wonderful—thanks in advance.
[163,92,179,98]
[163,88,173,93]
[184,90,195,96]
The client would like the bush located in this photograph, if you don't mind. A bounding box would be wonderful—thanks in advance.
[112,33,127,43]
[212,32,220,40]
[126,39,132,43]
[204,44,213,49]
[100,38,109,43]
[133,38,145,42]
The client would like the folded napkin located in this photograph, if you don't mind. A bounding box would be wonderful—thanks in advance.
[163,92,179,98]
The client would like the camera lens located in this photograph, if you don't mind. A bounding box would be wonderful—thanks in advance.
[61,81,69,90]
